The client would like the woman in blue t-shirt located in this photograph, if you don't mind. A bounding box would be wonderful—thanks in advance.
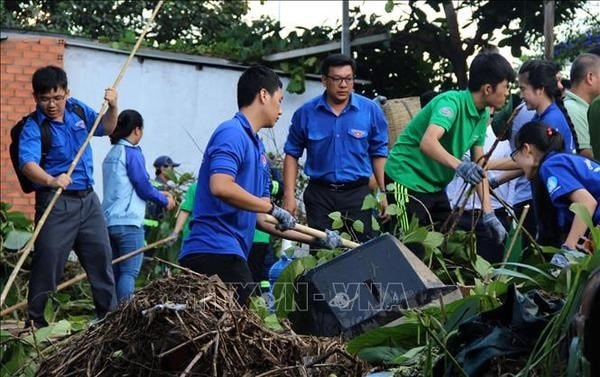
[511,121,599,251]
[518,59,579,154]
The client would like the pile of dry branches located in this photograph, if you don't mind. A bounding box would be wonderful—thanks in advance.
[37,272,367,376]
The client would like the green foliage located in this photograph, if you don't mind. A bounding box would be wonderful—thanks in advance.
[1,320,72,377]
[0,202,33,251]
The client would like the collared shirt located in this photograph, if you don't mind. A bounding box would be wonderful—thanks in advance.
[564,90,591,150]
[180,112,271,261]
[385,90,488,193]
[539,152,600,229]
[19,98,104,190]
[510,103,536,205]
[532,102,576,154]
[102,139,168,227]
[284,92,388,183]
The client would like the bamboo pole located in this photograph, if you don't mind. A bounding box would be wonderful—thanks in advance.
[0,0,165,308]
[1,235,175,317]
[503,204,530,266]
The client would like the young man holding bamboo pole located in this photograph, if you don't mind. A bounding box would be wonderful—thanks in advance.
[18,66,119,328]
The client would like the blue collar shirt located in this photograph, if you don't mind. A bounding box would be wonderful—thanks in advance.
[18,97,105,190]
[180,112,271,261]
[284,91,388,183]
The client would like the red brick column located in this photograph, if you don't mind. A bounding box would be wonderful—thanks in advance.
[1,36,65,218]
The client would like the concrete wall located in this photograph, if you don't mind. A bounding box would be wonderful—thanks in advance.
[63,45,324,201]
[0,32,325,216]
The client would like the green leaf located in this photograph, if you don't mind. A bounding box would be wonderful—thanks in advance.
[492,268,540,285]
[392,345,426,364]
[328,211,342,221]
[473,256,493,279]
[385,203,399,216]
[3,229,32,250]
[361,194,379,210]
[332,218,344,230]
[347,322,423,354]
[372,216,381,232]
[352,220,364,233]
[273,257,316,318]
[357,346,407,363]
[569,203,600,249]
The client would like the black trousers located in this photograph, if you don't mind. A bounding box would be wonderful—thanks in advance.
[28,190,116,327]
[303,181,374,244]
[384,180,451,231]
[179,253,255,305]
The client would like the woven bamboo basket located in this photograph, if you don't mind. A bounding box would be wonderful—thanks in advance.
[383,97,421,147]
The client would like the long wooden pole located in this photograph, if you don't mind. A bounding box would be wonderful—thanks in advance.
[1,235,175,317]
[264,214,360,249]
[0,0,165,308]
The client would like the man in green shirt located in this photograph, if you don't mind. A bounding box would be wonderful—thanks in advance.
[385,52,515,244]
[171,181,197,241]
[564,53,600,158]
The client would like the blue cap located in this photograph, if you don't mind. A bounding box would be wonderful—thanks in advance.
[153,155,180,168]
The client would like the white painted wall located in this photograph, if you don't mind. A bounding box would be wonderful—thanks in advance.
[63,45,324,199]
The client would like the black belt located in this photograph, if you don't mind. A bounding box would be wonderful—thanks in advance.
[62,188,93,198]
[311,178,370,192]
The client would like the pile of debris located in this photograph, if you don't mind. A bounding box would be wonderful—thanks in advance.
[38,271,367,376]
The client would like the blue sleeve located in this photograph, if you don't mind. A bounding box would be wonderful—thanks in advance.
[283,109,306,158]
[369,104,389,157]
[69,98,105,136]
[125,147,168,206]
[207,126,246,177]
[539,155,583,205]
[18,118,41,170]
[263,159,271,198]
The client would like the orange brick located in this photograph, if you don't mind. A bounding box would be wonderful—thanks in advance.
[5,65,23,74]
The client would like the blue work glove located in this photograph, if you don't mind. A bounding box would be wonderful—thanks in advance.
[166,231,179,247]
[482,212,507,244]
[270,204,296,231]
[456,161,485,185]
[551,244,587,269]
[316,229,344,249]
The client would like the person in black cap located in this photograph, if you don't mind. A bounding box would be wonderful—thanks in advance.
[153,155,181,186]
[144,155,180,236]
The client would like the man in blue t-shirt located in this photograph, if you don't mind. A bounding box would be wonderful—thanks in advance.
[18,66,118,328]
[179,66,342,304]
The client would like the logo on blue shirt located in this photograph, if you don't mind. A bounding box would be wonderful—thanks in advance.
[261,153,267,167]
[350,129,366,138]
[546,176,560,195]
[76,120,86,129]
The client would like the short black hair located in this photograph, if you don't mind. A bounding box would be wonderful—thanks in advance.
[237,65,282,109]
[468,52,515,92]
[419,90,439,108]
[32,65,68,95]
[570,53,600,85]
[110,109,144,145]
[321,54,356,76]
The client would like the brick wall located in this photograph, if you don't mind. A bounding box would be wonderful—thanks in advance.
[0,36,65,218]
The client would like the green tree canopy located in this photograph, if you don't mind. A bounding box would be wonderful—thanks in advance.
[1,0,593,98]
